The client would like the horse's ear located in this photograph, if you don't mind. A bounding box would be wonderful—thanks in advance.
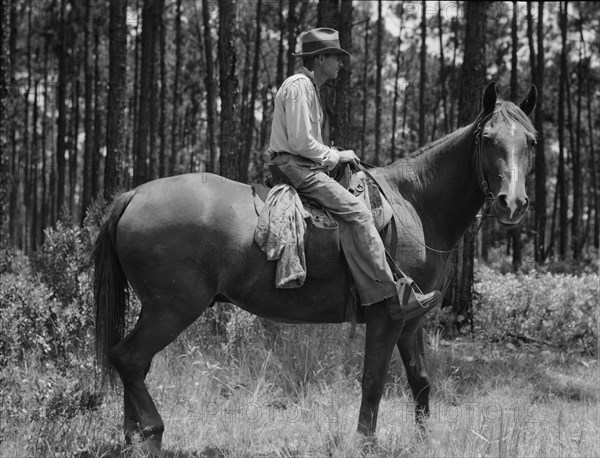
[519,84,537,116]
[482,81,497,115]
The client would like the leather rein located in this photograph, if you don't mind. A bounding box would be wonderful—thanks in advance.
[361,113,497,256]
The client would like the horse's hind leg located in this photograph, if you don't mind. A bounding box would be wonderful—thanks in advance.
[397,321,431,427]
[110,303,204,454]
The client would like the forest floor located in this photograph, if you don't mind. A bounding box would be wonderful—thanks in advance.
[1,322,598,458]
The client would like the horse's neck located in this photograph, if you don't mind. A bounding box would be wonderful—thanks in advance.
[389,127,485,249]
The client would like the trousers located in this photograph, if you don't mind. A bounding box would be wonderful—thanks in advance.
[272,153,397,305]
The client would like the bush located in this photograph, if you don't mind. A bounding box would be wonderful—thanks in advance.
[473,264,598,355]
[32,221,93,306]
[0,271,93,368]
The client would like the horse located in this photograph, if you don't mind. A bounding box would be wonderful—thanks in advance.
[93,82,537,454]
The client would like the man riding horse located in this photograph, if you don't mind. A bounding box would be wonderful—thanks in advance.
[268,28,441,322]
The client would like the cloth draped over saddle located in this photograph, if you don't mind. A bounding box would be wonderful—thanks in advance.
[254,184,310,289]
[253,168,393,289]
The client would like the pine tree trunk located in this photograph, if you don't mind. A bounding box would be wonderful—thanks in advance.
[360,17,369,156]
[56,0,69,222]
[418,0,426,147]
[287,0,297,77]
[134,0,158,186]
[148,0,163,180]
[557,1,568,259]
[41,37,49,242]
[276,0,285,87]
[334,0,352,148]
[1,0,12,248]
[391,5,403,162]
[23,0,32,248]
[81,0,93,221]
[105,0,127,199]
[92,25,102,198]
[8,0,17,244]
[531,2,546,263]
[443,1,487,330]
[374,0,383,164]
[218,0,240,180]
[69,64,80,220]
[170,0,182,176]
[242,0,262,183]
[158,7,167,178]
[572,7,584,259]
[202,0,218,173]
[437,1,448,134]
[30,80,39,249]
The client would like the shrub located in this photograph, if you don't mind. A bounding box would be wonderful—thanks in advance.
[473,264,598,355]
[0,271,93,368]
[32,221,93,306]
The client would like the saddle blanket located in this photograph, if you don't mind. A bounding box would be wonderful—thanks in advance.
[253,172,392,289]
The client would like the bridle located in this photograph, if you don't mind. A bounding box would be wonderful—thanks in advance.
[473,112,498,211]
[361,113,498,255]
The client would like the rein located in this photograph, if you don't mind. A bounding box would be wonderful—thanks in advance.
[360,114,497,255]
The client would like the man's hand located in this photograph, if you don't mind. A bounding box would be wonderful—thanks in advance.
[337,150,360,168]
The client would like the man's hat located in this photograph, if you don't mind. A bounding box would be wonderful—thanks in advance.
[292,28,351,57]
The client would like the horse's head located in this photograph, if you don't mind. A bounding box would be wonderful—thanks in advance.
[476,82,538,227]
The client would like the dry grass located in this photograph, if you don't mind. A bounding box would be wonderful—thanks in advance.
[1,321,598,457]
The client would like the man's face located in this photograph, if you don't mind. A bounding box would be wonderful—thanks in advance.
[319,54,343,80]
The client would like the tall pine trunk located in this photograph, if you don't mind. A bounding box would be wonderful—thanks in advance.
[134,0,158,186]
[390,5,403,161]
[218,0,240,180]
[374,0,383,164]
[531,2,546,263]
[55,0,69,222]
[81,0,93,220]
[360,17,369,156]
[105,0,127,199]
[557,1,568,259]
[202,0,217,173]
[444,1,487,332]
[242,0,262,183]
[418,0,426,147]
[1,0,12,248]
[170,0,182,176]
[334,0,352,148]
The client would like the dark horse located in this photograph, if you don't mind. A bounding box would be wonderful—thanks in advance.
[94,82,537,454]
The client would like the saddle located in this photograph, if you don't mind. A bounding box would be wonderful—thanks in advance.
[252,163,393,285]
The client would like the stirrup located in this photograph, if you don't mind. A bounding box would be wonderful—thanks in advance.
[387,277,442,321]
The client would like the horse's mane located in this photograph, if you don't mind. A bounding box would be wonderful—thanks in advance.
[382,99,538,190]
[397,99,537,162]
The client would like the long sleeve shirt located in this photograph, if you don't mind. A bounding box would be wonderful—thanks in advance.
[268,67,340,170]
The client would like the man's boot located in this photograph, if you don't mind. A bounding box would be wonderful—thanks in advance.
[385,278,442,321]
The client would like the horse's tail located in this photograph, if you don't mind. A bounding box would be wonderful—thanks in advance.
[93,190,136,384]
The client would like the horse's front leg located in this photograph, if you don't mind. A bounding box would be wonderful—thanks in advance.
[397,319,430,427]
[357,303,404,437]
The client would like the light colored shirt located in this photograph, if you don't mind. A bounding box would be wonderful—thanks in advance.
[268,67,340,170]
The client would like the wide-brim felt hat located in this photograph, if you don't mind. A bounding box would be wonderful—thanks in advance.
[292,28,351,57]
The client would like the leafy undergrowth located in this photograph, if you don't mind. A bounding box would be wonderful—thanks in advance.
[1,322,598,457]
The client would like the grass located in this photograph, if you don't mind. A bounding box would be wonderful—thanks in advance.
[1,319,598,458]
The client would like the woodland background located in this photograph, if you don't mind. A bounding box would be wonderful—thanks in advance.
[0,0,598,327]
[0,1,598,456]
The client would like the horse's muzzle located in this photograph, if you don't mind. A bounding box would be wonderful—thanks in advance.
[494,193,529,226]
